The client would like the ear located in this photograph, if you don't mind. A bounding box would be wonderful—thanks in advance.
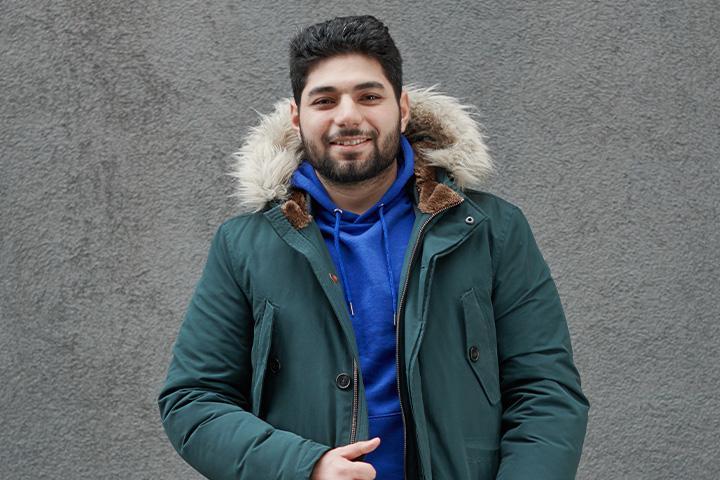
[290,99,301,137]
[399,90,410,133]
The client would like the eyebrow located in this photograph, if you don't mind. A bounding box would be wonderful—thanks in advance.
[306,81,386,98]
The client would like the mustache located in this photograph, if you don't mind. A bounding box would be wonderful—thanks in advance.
[325,129,376,142]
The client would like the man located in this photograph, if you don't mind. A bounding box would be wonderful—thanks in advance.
[159,15,589,480]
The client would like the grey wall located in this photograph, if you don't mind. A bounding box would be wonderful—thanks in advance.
[2,1,718,478]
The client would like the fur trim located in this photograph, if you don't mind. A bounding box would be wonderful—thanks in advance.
[229,86,494,214]
[414,165,464,214]
[281,189,313,229]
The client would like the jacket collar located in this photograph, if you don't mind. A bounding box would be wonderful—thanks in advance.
[230,86,495,229]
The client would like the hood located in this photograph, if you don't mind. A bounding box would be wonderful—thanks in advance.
[229,86,494,227]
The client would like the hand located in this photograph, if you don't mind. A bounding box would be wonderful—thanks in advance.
[310,437,380,479]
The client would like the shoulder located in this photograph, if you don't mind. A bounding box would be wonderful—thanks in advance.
[211,210,279,258]
[217,209,274,236]
[461,188,525,228]
[460,189,541,269]
[219,211,265,231]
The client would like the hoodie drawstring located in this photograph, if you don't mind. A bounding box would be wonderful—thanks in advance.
[378,203,398,322]
[333,205,398,321]
[333,208,355,316]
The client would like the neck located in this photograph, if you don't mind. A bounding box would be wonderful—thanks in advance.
[316,161,398,215]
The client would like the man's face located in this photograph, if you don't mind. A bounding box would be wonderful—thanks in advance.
[290,53,410,184]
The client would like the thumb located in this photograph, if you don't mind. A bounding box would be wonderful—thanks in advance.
[337,437,381,460]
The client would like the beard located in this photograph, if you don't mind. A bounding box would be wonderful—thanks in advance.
[299,125,400,184]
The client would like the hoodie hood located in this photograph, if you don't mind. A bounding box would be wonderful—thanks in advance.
[229,86,494,227]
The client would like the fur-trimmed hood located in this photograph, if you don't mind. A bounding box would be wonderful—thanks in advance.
[229,86,494,226]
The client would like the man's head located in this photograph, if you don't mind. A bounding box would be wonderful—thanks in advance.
[289,16,410,185]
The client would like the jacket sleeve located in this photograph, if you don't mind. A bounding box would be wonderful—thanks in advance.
[492,206,589,480]
[157,223,331,480]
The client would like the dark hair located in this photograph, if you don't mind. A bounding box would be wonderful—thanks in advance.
[289,15,403,106]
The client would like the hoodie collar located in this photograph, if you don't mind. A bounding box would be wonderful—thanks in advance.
[230,86,495,229]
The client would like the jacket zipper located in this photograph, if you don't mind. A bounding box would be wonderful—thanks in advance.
[394,198,463,478]
[350,358,359,444]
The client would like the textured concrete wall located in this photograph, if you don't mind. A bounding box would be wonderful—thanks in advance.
[2,1,718,478]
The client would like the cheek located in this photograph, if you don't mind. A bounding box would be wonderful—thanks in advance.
[376,117,400,136]
[375,108,400,130]
[300,115,330,138]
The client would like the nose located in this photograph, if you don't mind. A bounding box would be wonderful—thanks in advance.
[334,95,362,127]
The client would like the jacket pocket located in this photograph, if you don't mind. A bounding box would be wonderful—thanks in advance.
[465,441,500,479]
[461,288,501,405]
[250,299,276,417]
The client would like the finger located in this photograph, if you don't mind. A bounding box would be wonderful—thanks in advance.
[336,437,381,459]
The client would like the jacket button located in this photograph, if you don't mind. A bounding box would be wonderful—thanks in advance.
[336,373,352,390]
[269,356,281,374]
[468,345,480,362]
[465,216,475,225]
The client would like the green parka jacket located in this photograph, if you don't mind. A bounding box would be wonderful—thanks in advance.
[158,87,589,479]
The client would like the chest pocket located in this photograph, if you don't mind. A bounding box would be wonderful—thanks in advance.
[461,288,501,405]
[251,299,276,416]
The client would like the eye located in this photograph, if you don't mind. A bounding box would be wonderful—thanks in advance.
[311,98,334,106]
[363,94,381,101]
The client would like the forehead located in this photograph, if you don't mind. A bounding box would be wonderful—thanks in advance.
[303,53,391,95]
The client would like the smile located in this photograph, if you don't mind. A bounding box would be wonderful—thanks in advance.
[329,137,371,147]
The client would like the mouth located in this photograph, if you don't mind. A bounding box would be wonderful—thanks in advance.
[328,137,372,149]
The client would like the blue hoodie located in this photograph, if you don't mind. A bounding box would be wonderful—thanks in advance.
[291,135,416,479]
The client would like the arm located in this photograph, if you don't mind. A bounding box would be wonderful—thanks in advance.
[492,206,589,479]
[158,223,330,480]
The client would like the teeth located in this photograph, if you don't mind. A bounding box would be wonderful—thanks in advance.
[334,139,367,146]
